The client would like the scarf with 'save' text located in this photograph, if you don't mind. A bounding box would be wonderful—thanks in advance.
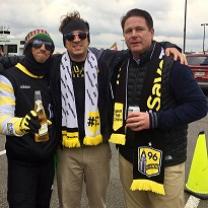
[110,42,167,195]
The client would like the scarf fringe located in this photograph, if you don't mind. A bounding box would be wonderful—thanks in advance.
[83,134,103,146]
[109,133,126,145]
[62,137,81,148]
[62,131,81,148]
[130,179,165,195]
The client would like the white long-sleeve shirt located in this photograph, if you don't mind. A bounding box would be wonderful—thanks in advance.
[0,75,17,135]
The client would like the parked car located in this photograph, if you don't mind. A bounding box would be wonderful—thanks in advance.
[186,53,208,94]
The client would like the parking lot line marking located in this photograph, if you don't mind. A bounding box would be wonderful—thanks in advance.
[185,195,200,208]
[0,149,6,156]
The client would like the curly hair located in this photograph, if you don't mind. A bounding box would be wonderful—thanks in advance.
[59,11,88,33]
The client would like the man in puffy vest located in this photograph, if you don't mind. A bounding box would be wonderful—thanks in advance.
[0,29,57,208]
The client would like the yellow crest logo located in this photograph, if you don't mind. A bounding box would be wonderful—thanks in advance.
[138,146,162,177]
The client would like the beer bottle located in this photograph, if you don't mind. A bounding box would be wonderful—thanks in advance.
[34,90,49,142]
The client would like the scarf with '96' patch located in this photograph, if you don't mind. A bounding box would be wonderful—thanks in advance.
[110,42,169,195]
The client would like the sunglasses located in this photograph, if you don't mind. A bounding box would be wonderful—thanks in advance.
[32,39,54,51]
[64,32,88,41]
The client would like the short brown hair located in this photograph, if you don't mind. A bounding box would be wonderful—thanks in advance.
[121,8,153,31]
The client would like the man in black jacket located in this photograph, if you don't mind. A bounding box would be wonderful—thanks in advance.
[109,8,207,208]
[0,29,57,208]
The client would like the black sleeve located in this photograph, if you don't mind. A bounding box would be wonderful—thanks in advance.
[0,55,23,70]
[159,41,182,52]
[0,63,4,73]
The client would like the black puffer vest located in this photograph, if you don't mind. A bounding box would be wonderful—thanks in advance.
[2,67,57,163]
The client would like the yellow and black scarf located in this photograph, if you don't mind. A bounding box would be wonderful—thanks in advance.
[110,43,167,195]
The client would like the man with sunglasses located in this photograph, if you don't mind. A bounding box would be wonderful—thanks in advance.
[0,29,58,208]
[49,12,113,208]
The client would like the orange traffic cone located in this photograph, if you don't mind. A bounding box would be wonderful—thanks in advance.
[185,131,208,199]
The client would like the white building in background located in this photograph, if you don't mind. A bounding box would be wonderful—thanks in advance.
[0,25,24,56]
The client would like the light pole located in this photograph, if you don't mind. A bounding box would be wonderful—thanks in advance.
[201,23,208,54]
[183,0,187,53]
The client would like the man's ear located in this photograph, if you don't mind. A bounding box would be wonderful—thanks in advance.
[151,28,154,36]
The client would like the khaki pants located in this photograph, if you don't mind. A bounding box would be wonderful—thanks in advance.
[57,143,111,208]
[119,154,185,208]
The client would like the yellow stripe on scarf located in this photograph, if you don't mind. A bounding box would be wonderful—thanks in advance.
[130,179,165,195]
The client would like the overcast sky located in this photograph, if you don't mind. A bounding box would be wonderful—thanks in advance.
[0,0,208,53]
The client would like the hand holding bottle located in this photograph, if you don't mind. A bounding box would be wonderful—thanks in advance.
[12,110,40,136]
[12,91,51,139]
[19,110,41,134]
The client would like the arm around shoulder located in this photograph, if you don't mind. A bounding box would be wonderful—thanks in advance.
[0,55,23,69]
